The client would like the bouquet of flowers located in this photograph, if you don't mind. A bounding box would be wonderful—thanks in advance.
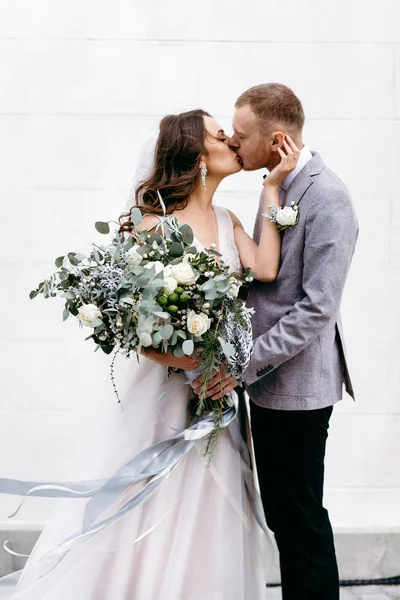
[30,203,255,456]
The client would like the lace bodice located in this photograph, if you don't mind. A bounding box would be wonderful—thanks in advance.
[193,204,242,273]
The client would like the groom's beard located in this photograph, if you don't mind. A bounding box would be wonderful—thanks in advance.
[240,160,267,172]
[236,147,270,172]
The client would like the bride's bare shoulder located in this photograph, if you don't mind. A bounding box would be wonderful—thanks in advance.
[140,214,162,232]
[127,214,162,237]
[225,208,243,230]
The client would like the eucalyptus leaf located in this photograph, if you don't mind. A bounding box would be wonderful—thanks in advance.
[173,345,184,358]
[130,207,143,227]
[170,257,183,265]
[62,307,70,321]
[135,275,150,287]
[182,339,194,355]
[160,324,174,340]
[29,290,38,299]
[95,221,110,234]
[149,233,163,245]
[101,344,114,355]
[179,224,194,245]
[176,329,187,340]
[152,278,166,288]
[68,252,79,266]
[117,280,132,291]
[152,331,163,345]
[216,284,231,294]
[61,291,75,299]
[200,279,215,291]
[209,249,222,257]
[205,288,218,300]
[169,242,184,257]
[124,235,135,250]
[141,288,153,301]
[137,245,151,256]
[55,256,64,268]
[151,310,170,319]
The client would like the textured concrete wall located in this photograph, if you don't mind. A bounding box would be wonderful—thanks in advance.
[0,1,399,533]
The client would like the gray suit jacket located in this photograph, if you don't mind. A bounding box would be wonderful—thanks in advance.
[243,152,359,411]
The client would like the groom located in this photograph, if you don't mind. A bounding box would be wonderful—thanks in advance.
[203,83,358,600]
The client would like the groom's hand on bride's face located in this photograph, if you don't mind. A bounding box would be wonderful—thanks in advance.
[192,364,240,400]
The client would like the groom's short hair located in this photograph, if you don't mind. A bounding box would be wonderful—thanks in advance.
[235,83,305,134]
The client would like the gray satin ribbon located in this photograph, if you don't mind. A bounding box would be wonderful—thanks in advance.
[0,371,267,585]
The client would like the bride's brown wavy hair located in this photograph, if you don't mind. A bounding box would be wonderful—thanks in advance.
[119,109,211,232]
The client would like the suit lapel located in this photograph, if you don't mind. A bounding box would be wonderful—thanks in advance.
[285,171,314,208]
[284,151,325,208]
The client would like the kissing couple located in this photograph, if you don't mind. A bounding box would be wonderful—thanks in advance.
[0,83,358,600]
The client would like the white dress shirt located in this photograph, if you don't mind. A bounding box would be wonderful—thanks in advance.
[278,144,313,206]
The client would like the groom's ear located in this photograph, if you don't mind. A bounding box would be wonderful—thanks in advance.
[270,131,285,152]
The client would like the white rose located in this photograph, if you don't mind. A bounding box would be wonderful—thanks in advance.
[276,206,298,227]
[228,282,240,298]
[78,303,102,327]
[125,245,142,269]
[187,311,211,337]
[171,262,197,285]
[163,276,178,296]
[144,260,164,275]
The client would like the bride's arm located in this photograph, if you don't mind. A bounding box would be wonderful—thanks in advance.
[229,181,281,282]
[230,135,300,283]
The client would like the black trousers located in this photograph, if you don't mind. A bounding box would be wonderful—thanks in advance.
[250,402,339,600]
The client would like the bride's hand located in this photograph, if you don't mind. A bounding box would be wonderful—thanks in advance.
[141,347,200,371]
[264,135,301,190]
[192,363,239,400]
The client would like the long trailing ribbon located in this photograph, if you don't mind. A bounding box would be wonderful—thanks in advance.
[0,370,267,585]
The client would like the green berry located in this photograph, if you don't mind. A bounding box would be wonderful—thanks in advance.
[157,295,168,307]
[168,305,179,314]
[179,292,190,303]
[175,287,184,296]
[168,293,179,304]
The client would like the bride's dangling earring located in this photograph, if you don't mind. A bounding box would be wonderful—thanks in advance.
[200,164,208,191]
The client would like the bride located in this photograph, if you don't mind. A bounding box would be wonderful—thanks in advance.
[0,109,299,599]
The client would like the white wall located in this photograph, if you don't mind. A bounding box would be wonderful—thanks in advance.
[0,0,399,531]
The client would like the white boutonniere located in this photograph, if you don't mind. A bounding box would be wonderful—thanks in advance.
[262,201,300,232]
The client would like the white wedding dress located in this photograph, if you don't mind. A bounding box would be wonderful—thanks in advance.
[0,205,271,599]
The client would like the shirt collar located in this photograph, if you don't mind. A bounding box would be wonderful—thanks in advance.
[279,144,313,191]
